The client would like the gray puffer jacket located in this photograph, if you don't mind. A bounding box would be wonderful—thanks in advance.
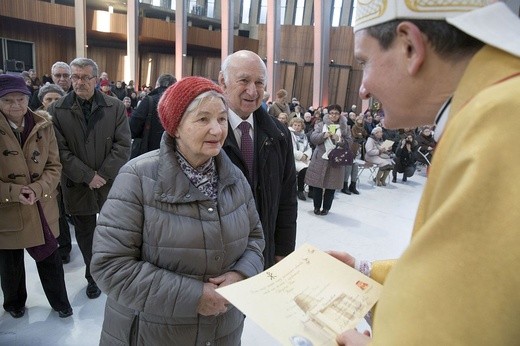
[91,134,265,346]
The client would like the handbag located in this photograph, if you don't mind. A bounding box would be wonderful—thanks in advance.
[328,145,355,167]
[26,201,58,262]
[130,95,154,159]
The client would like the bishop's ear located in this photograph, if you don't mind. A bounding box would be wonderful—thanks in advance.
[396,21,426,76]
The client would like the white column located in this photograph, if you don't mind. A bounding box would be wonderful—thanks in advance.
[221,0,234,63]
[266,0,281,97]
[74,0,87,58]
[313,0,332,107]
[175,0,187,79]
[127,0,139,85]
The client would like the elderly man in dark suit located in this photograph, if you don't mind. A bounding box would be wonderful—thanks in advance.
[219,50,297,269]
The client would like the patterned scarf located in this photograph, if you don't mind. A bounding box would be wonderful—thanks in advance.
[175,151,218,201]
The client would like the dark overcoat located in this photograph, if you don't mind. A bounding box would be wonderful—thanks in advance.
[49,90,130,215]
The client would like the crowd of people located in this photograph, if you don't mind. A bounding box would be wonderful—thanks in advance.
[0,50,297,343]
[1,1,518,344]
[0,53,437,337]
[268,91,436,215]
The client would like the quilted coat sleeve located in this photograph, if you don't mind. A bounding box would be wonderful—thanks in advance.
[91,164,203,319]
[229,177,265,278]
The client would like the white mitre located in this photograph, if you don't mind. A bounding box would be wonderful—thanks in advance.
[354,0,520,57]
[354,0,492,31]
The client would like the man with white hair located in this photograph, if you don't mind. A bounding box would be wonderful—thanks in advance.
[219,50,297,269]
[331,1,520,344]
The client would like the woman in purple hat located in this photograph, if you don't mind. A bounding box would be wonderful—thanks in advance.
[0,74,72,318]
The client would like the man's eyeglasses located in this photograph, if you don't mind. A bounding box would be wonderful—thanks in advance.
[329,111,341,116]
[70,75,96,82]
[53,73,70,79]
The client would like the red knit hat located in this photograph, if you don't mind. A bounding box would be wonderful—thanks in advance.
[158,76,223,136]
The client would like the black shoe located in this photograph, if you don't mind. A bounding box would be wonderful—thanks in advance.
[392,177,397,183]
[8,307,25,318]
[402,176,407,182]
[86,282,101,299]
[297,191,307,201]
[61,253,70,264]
[57,307,73,318]
[341,188,351,195]
[320,210,329,216]
[313,209,321,215]
[349,182,360,195]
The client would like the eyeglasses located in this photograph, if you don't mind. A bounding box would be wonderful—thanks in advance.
[329,111,341,116]
[70,74,96,82]
[53,73,70,79]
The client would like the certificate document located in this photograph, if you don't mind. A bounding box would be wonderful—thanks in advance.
[216,244,382,346]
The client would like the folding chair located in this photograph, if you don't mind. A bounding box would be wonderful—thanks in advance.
[416,148,432,166]
[356,159,378,184]
[415,148,432,174]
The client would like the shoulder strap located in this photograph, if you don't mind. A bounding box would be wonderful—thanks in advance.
[147,96,154,117]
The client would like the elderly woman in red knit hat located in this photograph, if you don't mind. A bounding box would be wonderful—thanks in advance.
[0,74,73,319]
[91,76,265,345]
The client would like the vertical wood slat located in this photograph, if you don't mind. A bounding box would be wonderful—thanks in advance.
[256,24,360,109]
[301,64,314,107]
[0,0,75,28]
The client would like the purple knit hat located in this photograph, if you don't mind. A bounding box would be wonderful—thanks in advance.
[0,74,32,98]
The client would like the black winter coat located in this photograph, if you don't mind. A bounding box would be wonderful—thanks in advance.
[223,107,297,269]
[129,86,168,153]
[395,143,416,173]
[50,90,131,215]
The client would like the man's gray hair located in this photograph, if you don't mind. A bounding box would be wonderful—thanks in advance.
[70,58,99,77]
[51,61,71,74]
[156,74,176,88]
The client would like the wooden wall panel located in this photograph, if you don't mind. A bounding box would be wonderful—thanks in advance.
[140,18,176,42]
[234,36,260,53]
[1,1,357,107]
[139,52,176,87]
[348,69,363,112]
[204,57,222,81]
[88,46,126,82]
[0,17,75,75]
[328,66,350,107]
[188,27,221,50]
[0,0,74,28]
[256,24,360,109]
[330,26,355,66]
[301,64,314,108]
[88,11,127,36]
[280,63,297,102]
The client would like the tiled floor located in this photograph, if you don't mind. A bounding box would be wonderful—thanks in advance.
[0,167,427,345]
